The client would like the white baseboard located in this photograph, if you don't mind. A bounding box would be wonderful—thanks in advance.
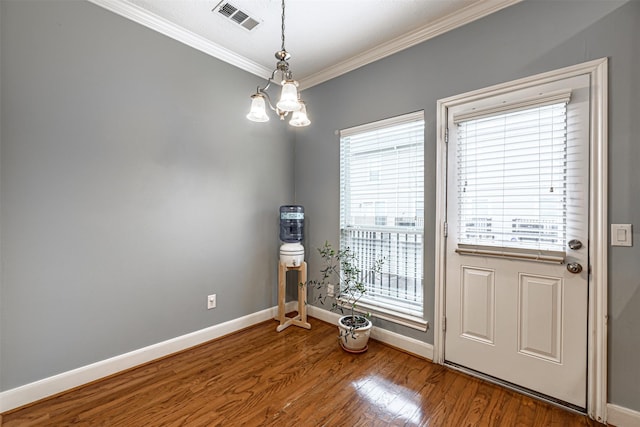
[607,403,640,427]
[0,301,297,413]
[306,306,433,360]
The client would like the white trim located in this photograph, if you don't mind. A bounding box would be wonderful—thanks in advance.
[454,247,565,264]
[452,89,572,123]
[347,298,428,331]
[434,58,608,421]
[86,0,272,79]
[339,110,425,137]
[587,59,608,424]
[0,301,297,413]
[607,404,640,427]
[370,322,433,360]
[86,0,521,90]
[299,0,523,89]
[433,91,449,365]
[307,306,433,360]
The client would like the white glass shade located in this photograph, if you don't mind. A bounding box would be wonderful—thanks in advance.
[289,102,310,127]
[276,80,301,112]
[246,94,269,122]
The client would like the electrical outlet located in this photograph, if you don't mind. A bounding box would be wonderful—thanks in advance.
[327,284,335,297]
[207,294,216,309]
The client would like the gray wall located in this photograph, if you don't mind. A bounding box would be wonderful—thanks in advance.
[0,0,295,390]
[2,0,639,415]
[296,0,640,412]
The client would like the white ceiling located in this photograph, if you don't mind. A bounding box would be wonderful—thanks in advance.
[90,0,521,89]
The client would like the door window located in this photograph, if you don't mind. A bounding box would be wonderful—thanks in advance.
[455,97,570,253]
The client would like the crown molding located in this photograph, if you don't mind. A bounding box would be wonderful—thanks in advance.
[298,0,523,90]
[88,0,521,90]
[87,0,272,79]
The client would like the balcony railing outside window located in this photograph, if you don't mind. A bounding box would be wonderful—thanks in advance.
[342,227,423,312]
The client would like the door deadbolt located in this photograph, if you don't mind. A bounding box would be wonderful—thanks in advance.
[568,239,583,250]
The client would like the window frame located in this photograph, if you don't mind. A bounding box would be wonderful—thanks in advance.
[339,111,427,331]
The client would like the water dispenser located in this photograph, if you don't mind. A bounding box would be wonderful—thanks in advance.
[279,205,304,267]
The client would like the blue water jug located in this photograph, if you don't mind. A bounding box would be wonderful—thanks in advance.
[279,205,304,243]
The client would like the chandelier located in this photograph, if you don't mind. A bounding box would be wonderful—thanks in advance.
[246,0,310,127]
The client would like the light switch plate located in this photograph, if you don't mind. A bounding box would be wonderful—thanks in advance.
[611,224,632,246]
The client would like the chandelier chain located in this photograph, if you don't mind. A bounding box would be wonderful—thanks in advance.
[281,0,286,52]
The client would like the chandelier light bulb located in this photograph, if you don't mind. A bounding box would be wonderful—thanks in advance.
[289,101,310,127]
[246,94,269,122]
[276,80,302,112]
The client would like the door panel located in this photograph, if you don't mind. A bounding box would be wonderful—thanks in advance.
[444,74,590,408]
[460,266,495,344]
[518,273,562,363]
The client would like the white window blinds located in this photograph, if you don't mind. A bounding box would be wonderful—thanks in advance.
[339,111,425,324]
[455,99,569,252]
[340,111,424,231]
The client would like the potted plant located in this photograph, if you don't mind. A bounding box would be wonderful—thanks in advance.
[309,241,384,353]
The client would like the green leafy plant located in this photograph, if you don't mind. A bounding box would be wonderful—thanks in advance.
[308,241,384,339]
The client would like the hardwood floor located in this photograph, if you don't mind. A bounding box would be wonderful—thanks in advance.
[2,317,603,426]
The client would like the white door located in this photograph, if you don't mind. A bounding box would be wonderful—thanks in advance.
[444,74,590,408]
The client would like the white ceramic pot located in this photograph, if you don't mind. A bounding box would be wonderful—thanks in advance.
[337,315,372,353]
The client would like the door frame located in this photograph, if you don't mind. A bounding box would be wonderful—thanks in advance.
[433,58,608,423]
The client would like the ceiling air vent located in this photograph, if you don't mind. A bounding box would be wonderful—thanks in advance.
[214,2,262,31]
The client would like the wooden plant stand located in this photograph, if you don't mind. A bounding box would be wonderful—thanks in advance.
[276,261,311,332]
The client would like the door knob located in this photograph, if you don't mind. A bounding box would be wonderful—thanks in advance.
[566,262,583,274]
[568,239,583,250]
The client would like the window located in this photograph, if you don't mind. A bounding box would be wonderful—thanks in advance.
[340,111,425,329]
[455,93,570,254]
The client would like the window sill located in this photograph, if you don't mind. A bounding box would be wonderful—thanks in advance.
[336,298,428,332]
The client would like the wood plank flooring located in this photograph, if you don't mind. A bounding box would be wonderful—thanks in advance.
[2,317,604,426]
